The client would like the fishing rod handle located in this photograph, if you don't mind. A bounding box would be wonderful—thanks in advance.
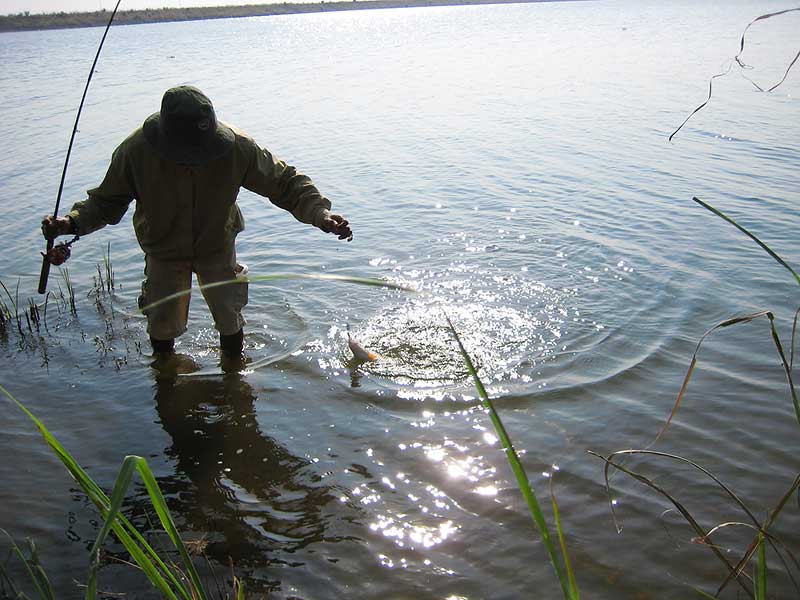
[37,239,53,294]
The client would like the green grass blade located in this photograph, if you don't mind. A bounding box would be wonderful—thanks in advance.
[592,450,798,596]
[0,530,53,600]
[550,478,579,599]
[85,456,138,599]
[756,533,767,600]
[1,385,188,599]
[718,474,800,596]
[790,308,799,369]
[589,451,753,596]
[765,313,799,424]
[0,279,18,314]
[106,524,182,600]
[442,312,574,599]
[134,458,206,599]
[25,540,54,600]
[689,584,719,598]
[653,310,798,445]
[693,197,800,287]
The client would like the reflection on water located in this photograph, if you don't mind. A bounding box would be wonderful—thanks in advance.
[152,364,340,592]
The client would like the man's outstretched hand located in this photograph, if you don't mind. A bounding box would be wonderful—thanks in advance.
[321,212,353,241]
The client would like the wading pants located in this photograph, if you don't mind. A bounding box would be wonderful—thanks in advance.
[138,242,248,340]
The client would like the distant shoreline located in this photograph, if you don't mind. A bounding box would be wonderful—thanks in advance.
[0,0,581,33]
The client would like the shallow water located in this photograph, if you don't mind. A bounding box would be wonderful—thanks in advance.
[0,1,798,598]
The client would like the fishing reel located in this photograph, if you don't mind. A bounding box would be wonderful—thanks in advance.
[42,236,79,266]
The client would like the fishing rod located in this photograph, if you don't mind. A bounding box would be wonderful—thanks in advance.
[38,0,122,294]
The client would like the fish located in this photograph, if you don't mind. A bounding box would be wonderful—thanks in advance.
[347,324,380,362]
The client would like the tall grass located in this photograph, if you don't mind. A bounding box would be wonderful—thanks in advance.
[0,529,55,599]
[61,268,77,316]
[93,242,115,296]
[591,196,800,598]
[444,311,579,599]
[0,279,22,335]
[103,242,115,293]
[669,9,800,142]
[1,384,212,599]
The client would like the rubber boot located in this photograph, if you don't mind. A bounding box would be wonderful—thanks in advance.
[150,337,175,354]
[220,328,244,357]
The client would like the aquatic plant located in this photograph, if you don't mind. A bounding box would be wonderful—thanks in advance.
[589,449,800,598]
[60,268,77,317]
[26,298,41,333]
[689,197,798,423]
[670,8,800,142]
[0,283,11,334]
[0,279,22,335]
[92,242,115,297]
[591,196,800,597]
[1,385,215,599]
[103,242,115,293]
[0,529,55,600]
[445,311,579,599]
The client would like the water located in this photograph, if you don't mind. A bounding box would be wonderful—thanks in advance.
[1,1,798,597]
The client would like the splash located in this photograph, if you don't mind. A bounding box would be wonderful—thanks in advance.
[310,261,576,400]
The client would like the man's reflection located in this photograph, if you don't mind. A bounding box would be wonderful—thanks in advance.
[151,360,337,590]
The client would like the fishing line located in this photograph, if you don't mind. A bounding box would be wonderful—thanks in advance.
[38,0,122,294]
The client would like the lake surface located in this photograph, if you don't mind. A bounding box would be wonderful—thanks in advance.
[1,1,798,598]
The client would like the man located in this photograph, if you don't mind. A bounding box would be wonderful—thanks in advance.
[42,85,352,357]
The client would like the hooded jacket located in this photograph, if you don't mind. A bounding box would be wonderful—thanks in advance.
[68,124,332,261]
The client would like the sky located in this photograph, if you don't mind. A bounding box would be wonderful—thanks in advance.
[1,0,298,16]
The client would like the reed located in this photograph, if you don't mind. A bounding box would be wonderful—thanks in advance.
[0,279,23,335]
[0,280,11,333]
[26,298,41,333]
[94,264,105,296]
[693,197,800,289]
[756,532,767,600]
[688,531,775,600]
[669,9,800,142]
[589,196,800,597]
[443,311,579,599]
[590,450,800,597]
[653,310,798,440]
[103,242,114,293]
[92,244,114,297]
[61,268,77,316]
[0,529,55,600]
[1,384,212,599]
[689,197,798,422]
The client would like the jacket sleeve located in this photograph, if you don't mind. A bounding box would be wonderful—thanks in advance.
[241,140,331,229]
[67,144,135,236]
